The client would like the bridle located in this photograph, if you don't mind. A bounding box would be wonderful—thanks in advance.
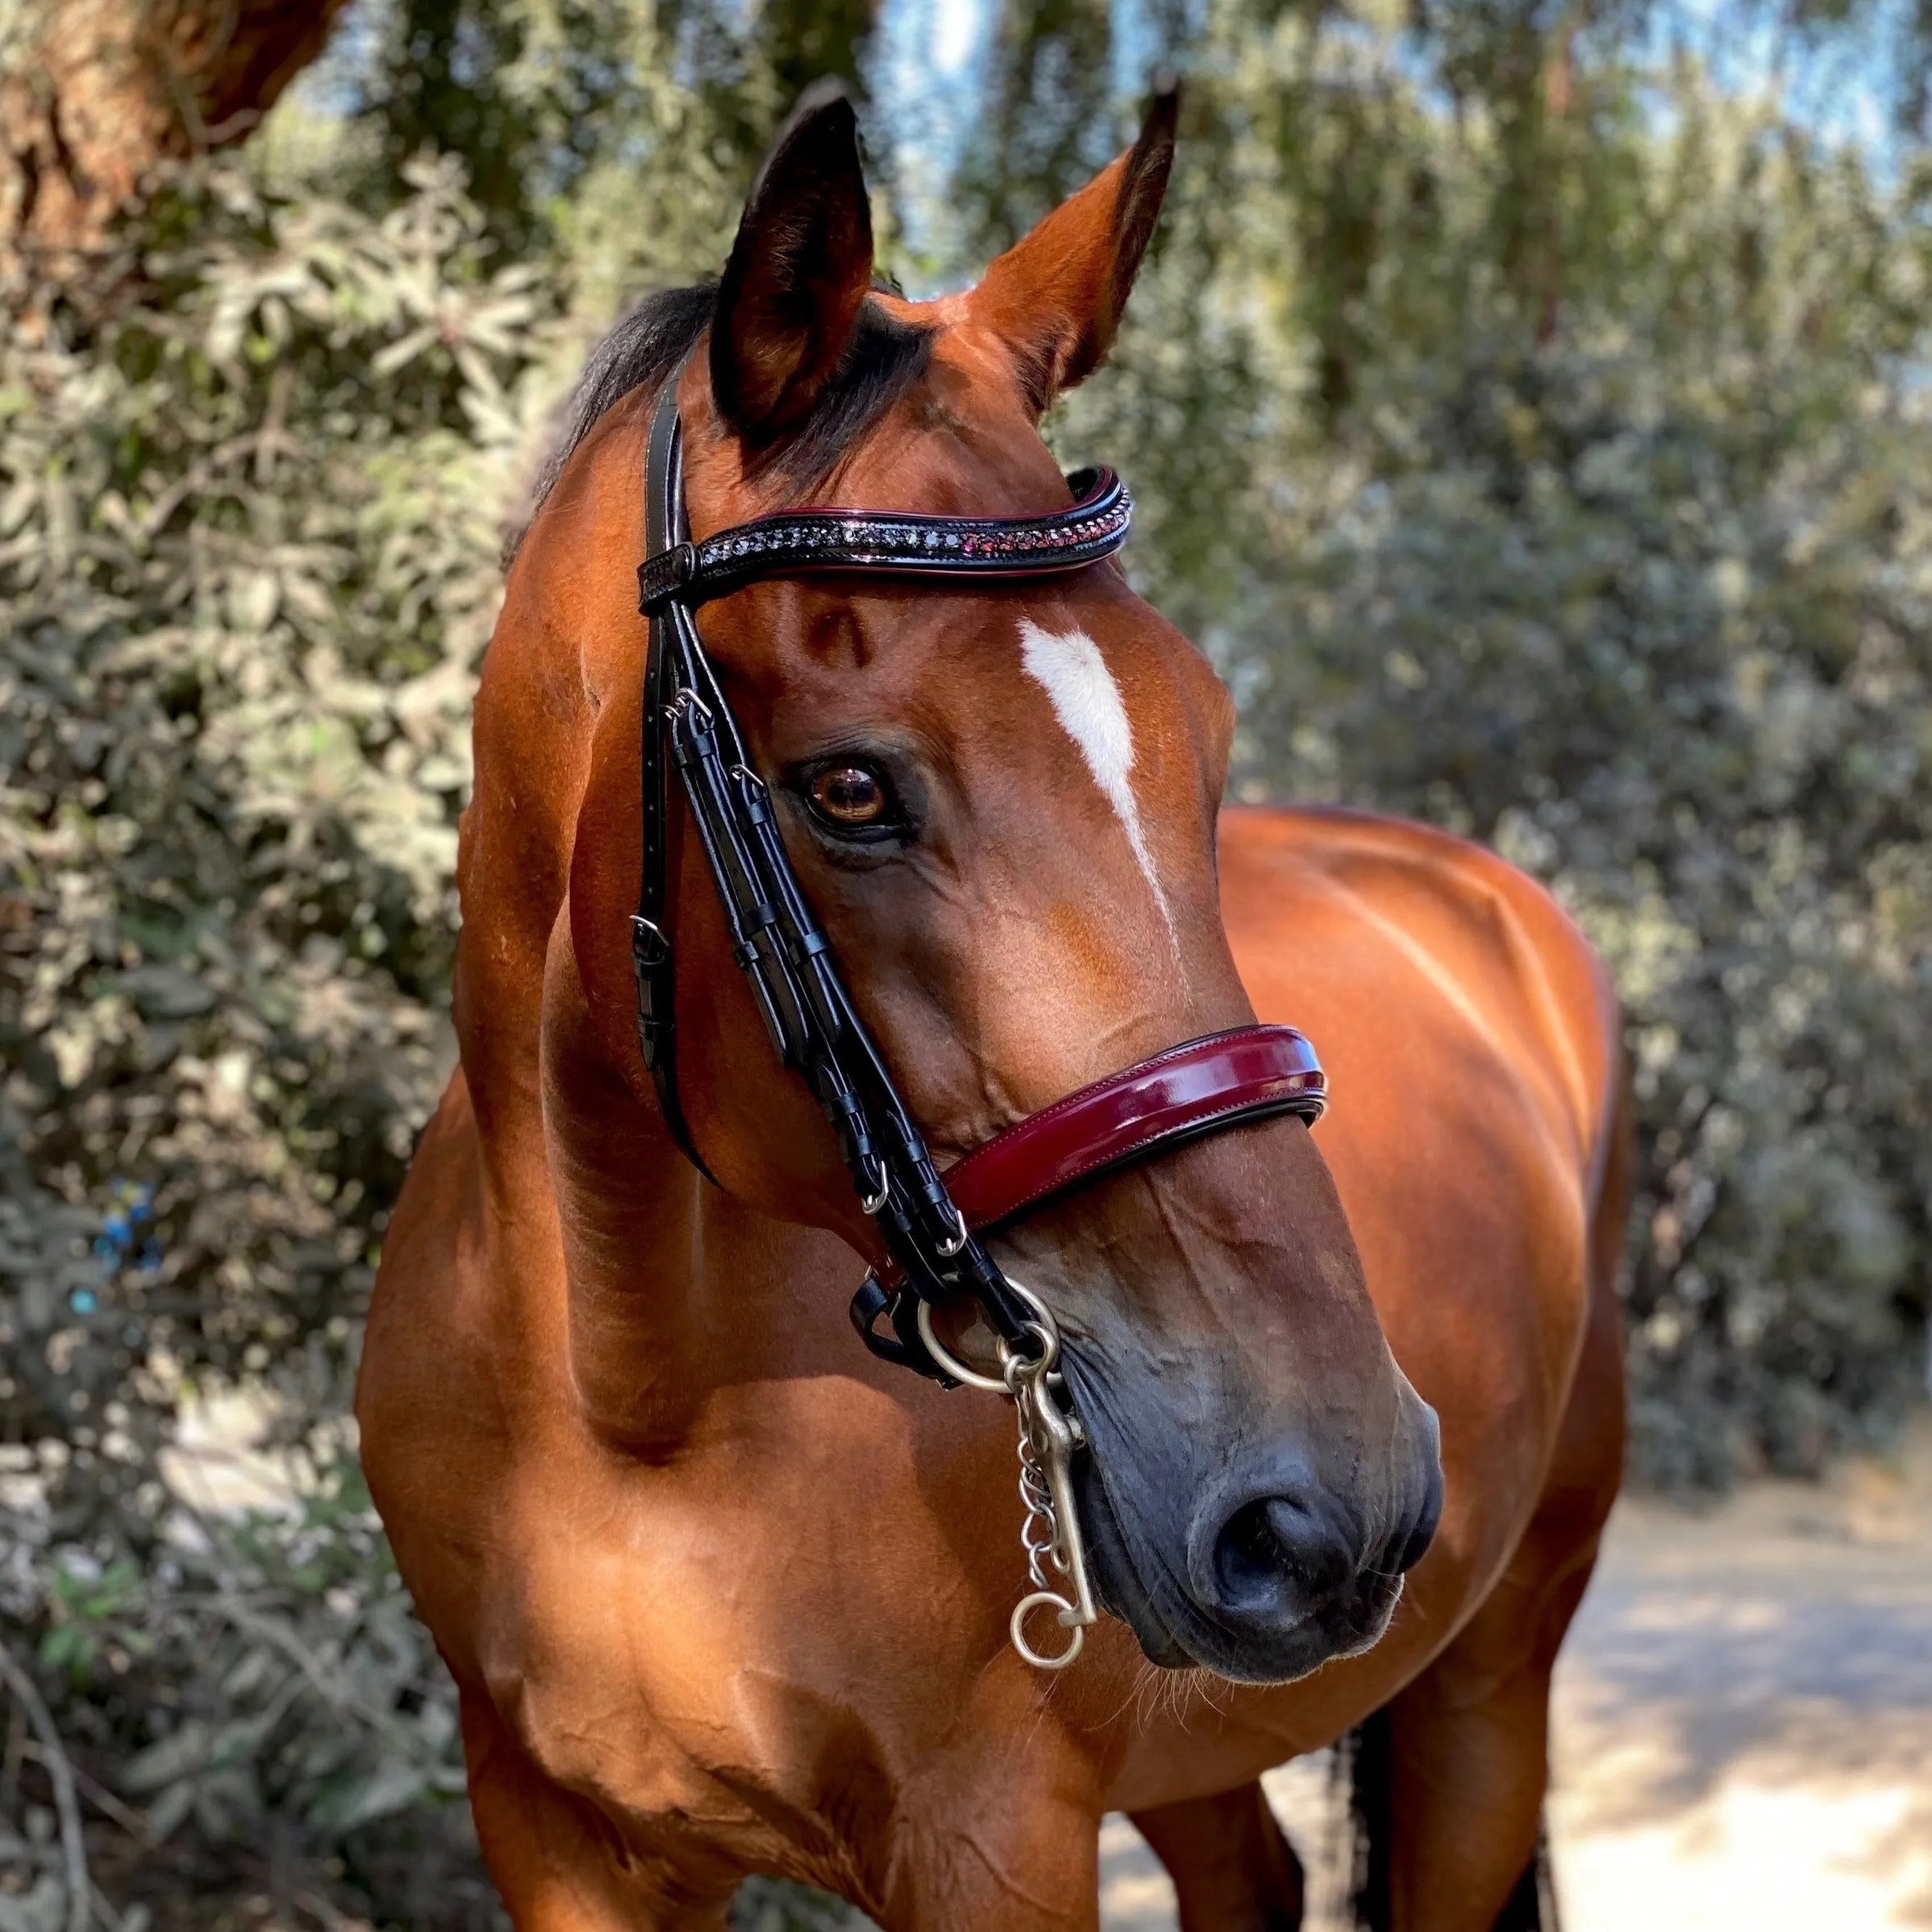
[633,360,1328,1667]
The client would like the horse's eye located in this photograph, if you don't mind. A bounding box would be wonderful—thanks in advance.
[808,764,891,829]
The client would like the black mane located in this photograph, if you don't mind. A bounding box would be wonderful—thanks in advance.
[525,282,932,536]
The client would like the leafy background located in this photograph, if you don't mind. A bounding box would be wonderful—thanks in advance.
[1,0,1928,1924]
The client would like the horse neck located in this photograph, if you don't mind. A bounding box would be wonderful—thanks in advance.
[451,468,721,1446]
[462,588,865,1457]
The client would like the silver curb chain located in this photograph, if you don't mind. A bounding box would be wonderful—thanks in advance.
[918,1280,1098,1670]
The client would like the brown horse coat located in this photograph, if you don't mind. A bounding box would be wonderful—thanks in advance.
[359,87,1627,1932]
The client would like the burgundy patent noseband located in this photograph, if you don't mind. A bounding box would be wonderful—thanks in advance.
[633,360,1327,1386]
[863,1027,1326,1293]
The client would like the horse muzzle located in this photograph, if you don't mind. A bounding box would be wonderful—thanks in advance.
[1066,1355,1444,1684]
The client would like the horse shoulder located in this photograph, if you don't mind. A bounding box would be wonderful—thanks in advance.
[1219,803,1616,1159]
[1217,804,1622,1596]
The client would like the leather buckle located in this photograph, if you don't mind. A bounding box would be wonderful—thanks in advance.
[849,1275,955,1386]
[630,914,669,968]
[637,542,698,613]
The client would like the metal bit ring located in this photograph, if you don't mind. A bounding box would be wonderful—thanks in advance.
[916,1298,1007,1392]
[1011,1591,1085,1670]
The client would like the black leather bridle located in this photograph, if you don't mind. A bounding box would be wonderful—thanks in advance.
[633,362,1326,1385]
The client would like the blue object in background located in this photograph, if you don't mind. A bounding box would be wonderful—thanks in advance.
[87,1181,158,1296]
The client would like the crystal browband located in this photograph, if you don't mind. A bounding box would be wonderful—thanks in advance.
[638,465,1132,613]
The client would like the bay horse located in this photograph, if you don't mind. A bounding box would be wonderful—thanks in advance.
[358,80,1628,1932]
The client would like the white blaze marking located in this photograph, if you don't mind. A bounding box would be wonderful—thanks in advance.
[1017,618,1180,957]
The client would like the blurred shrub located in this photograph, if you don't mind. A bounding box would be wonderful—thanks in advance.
[0,154,560,1927]
[1,1464,489,1930]
[0,109,858,1931]
[1219,341,1932,1485]
[0,153,536,1449]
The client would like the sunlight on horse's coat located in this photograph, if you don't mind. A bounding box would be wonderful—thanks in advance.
[357,81,1629,1928]
[1017,617,1180,959]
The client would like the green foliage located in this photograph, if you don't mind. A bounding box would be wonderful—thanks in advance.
[0,152,546,1465]
[1221,336,1932,1483]
[0,152,557,1929]
[278,0,876,280]
[5,1464,492,1929]
[0,50,871,1920]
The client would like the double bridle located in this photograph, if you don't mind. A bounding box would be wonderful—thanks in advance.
[633,362,1328,1666]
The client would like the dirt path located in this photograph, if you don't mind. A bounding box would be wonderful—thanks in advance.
[1100,1416,1932,1929]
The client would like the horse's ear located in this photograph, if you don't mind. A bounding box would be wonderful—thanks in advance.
[710,82,875,449]
[970,80,1178,418]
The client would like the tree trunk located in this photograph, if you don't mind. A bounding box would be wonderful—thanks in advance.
[0,0,347,288]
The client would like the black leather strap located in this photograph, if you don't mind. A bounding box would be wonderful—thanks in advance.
[633,372,1057,1374]
[631,357,713,1181]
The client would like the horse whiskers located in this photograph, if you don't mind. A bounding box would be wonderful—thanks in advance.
[1122,1657,1234,1733]
[1187,1665,1237,1721]
[1126,1658,1179,1732]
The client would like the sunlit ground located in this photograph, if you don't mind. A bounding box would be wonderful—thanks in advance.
[1100,1414,1932,1931]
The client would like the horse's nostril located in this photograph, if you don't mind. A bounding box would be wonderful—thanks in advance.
[1216,1499,1285,1601]
[1211,1492,1355,1613]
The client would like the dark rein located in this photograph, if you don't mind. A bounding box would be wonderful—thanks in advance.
[632,365,1327,1388]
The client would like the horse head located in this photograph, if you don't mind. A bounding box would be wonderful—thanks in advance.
[516,84,1441,1687]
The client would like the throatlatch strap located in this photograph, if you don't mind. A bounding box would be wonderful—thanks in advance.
[631,354,713,1181]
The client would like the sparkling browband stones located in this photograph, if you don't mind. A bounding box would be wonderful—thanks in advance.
[638,466,1133,615]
